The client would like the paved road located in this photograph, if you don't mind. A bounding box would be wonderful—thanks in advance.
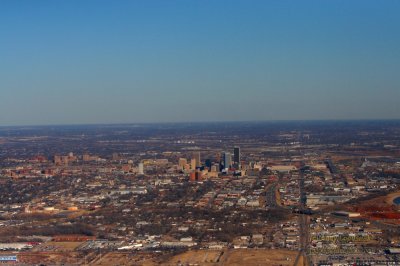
[265,183,279,208]
[294,166,310,266]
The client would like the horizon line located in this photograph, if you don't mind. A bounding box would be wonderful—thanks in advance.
[1,118,400,128]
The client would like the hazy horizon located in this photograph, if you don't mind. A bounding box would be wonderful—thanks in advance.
[1,0,400,126]
[1,118,400,129]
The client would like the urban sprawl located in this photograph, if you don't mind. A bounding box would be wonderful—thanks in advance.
[0,122,399,265]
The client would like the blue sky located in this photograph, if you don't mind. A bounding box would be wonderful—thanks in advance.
[0,0,399,125]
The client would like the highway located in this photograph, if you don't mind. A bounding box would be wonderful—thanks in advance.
[265,183,279,208]
[294,166,310,266]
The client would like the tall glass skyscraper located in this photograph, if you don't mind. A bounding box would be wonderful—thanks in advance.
[234,147,240,164]
[223,152,232,169]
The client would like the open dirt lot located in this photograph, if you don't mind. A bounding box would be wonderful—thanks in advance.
[164,250,223,265]
[16,251,84,265]
[89,251,162,266]
[221,249,301,266]
[12,248,303,265]
[163,248,301,266]
[31,241,84,252]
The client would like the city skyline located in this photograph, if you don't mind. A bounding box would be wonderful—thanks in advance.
[1,121,400,264]
[1,0,400,126]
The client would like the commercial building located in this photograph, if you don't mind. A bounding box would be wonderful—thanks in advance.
[191,159,196,170]
[138,163,144,175]
[193,152,201,167]
[223,152,232,169]
[234,147,240,164]
[178,158,187,170]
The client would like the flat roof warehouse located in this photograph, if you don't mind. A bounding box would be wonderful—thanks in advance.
[0,255,18,262]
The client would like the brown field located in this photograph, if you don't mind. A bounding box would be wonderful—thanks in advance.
[66,210,93,219]
[31,241,84,252]
[163,248,301,266]
[16,251,84,265]
[164,250,223,265]
[47,241,83,249]
[12,242,86,265]
[222,249,300,266]
[12,249,303,265]
[89,251,161,266]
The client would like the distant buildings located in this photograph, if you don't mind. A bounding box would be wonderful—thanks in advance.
[112,153,120,160]
[83,154,100,162]
[54,153,77,165]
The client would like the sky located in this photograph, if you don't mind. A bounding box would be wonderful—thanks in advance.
[0,0,399,126]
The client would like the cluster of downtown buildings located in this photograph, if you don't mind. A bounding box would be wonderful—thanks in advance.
[0,122,400,265]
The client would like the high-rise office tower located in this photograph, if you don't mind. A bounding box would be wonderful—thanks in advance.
[138,163,144,175]
[112,153,120,161]
[216,152,221,163]
[178,158,187,170]
[234,147,240,164]
[83,154,90,161]
[190,159,197,170]
[223,152,232,169]
[205,159,212,169]
[193,152,201,167]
